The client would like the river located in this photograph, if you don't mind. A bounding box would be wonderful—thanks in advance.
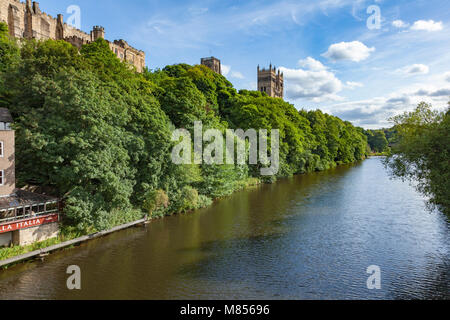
[0,157,448,299]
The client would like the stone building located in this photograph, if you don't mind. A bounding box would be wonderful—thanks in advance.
[0,108,59,247]
[201,57,222,75]
[0,0,146,72]
[257,64,284,99]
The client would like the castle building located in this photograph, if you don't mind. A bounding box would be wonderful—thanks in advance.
[257,64,284,99]
[201,56,222,75]
[0,0,146,72]
[0,108,59,247]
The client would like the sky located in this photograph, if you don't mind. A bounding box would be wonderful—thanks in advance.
[39,0,450,129]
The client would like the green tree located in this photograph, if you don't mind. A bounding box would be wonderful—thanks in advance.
[385,102,450,214]
[366,130,388,153]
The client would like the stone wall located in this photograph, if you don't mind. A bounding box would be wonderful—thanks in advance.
[0,231,11,247]
[11,221,59,246]
[201,57,222,75]
[110,39,146,73]
[0,130,15,196]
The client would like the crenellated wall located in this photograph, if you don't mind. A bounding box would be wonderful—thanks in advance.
[0,0,146,72]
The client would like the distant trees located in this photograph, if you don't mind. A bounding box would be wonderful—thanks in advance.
[384,102,450,215]
[365,130,389,153]
[0,22,370,232]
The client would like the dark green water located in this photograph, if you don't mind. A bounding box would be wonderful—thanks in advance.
[0,158,448,299]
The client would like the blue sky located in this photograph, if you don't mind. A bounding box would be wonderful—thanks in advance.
[40,0,450,129]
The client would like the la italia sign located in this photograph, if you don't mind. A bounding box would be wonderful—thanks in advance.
[0,214,59,234]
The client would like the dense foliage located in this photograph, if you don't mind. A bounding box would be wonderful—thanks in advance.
[0,22,368,232]
[365,129,389,153]
[385,102,450,215]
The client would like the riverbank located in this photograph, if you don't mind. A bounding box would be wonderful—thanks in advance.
[0,161,366,268]
[0,159,362,270]
[0,218,147,269]
[1,158,447,299]
[0,160,367,267]
[0,178,262,267]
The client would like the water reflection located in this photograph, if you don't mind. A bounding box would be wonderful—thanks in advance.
[0,158,448,299]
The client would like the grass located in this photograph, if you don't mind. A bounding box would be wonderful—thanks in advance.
[369,152,388,156]
[0,237,61,262]
[0,228,82,264]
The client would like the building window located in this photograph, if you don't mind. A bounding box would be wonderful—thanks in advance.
[0,170,4,186]
[0,141,3,158]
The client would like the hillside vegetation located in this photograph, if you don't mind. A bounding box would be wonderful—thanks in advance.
[0,23,368,232]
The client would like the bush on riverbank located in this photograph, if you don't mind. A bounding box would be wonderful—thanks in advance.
[385,102,450,215]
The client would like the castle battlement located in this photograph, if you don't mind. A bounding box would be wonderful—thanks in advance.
[0,0,146,72]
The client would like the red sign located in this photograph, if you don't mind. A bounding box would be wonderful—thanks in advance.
[0,214,59,234]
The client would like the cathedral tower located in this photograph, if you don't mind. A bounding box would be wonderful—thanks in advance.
[257,64,284,99]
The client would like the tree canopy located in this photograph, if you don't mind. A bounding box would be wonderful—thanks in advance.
[0,22,369,232]
[384,102,450,214]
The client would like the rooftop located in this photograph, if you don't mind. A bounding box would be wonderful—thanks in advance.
[0,190,58,210]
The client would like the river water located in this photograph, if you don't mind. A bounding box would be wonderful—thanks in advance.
[0,157,448,299]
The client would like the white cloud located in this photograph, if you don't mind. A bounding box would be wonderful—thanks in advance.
[346,81,364,89]
[298,57,326,71]
[396,64,429,75]
[445,72,450,82]
[222,64,231,76]
[392,20,408,28]
[322,41,375,62]
[280,57,344,102]
[322,84,449,129]
[411,20,443,32]
[414,88,450,97]
[221,65,244,79]
[230,71,244,79]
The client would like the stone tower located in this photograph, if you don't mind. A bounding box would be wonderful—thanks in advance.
[257,64,284,99]
[55,14,64,40]
[201,57,222,75]
[91,25,105,41]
